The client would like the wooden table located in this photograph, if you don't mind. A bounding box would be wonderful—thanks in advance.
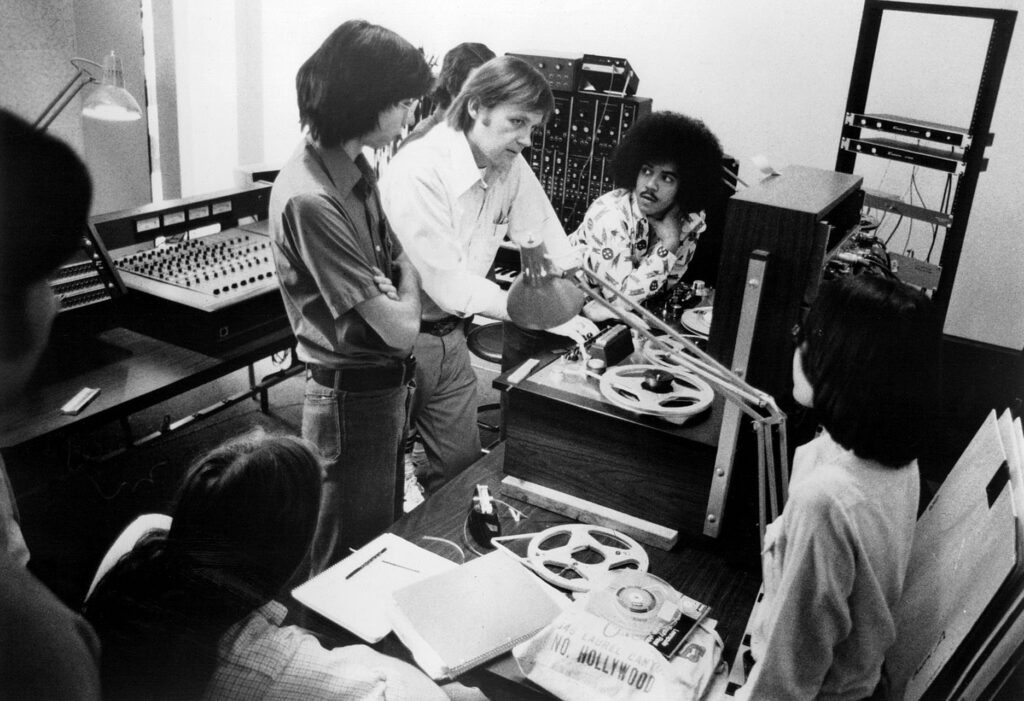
[0,325,297,449]
[384,444,761,698]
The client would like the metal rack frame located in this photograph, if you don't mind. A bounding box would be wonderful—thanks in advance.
[835,0,1016,318]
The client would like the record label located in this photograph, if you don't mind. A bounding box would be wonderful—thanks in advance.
[583,570,682,637]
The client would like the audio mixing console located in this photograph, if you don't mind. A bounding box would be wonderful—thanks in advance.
[110,221,288,351]
[114,225,278,312]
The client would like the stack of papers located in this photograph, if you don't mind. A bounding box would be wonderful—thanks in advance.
[887,409,1024,700]
[291,532,457,643]
[389,550,568,680]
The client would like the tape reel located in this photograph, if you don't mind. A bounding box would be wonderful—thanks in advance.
[680,308,712,336]
[598,364,714,422]
[524,524,649,593]
[583,569,682,637]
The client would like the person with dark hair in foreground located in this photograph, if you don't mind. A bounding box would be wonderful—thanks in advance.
[381,55,598,495]
[402,42,496,148]
[84,429,447,701]
[569,111,724,321]
[0,108,101,700]
[269,20,433,573]
[736,274,941,700]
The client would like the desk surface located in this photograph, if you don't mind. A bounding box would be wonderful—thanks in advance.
[0,326,294,448]
[387,444,760,694]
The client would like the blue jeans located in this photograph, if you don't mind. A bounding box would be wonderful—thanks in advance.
[302,377,411,575]
[410,328,482,495]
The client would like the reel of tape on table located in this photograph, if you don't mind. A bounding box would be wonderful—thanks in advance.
[583,569,682,637]
[493,524,649,593]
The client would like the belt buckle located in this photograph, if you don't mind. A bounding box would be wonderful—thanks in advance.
[402,356,416,383]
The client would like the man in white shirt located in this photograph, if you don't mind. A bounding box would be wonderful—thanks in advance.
[381,55,594,493]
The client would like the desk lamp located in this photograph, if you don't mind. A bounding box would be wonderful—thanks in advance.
[507,252,789,540]
[34,51,142,132]
[506,236,586,329]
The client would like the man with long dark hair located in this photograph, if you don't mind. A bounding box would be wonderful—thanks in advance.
[269,20,433,573]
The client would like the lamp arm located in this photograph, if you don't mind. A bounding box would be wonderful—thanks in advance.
[33,58,105,132]
[34,69,90,131]
[563,266,791,534]
[572,268,740,380]
[566,267,785,424]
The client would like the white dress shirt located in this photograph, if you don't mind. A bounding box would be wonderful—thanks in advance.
[381,123,572,321]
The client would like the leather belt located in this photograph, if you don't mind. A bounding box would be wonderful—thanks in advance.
[420,316,465,337]
[306,357,416,391]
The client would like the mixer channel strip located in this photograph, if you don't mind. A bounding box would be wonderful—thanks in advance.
[51,260,119,311]
[114,228,279,312]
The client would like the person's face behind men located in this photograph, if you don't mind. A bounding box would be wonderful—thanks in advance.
[466,100,543,170]
[634,162,680,219]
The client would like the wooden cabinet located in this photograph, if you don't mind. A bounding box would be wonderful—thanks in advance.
[707,165,863,410]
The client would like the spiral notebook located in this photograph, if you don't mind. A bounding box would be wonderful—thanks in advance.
[389,550,566,679]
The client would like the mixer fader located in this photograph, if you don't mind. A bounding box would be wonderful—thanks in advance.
[115,227,279,312]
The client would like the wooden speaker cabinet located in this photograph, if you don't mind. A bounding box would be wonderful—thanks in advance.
[707,166,863,409]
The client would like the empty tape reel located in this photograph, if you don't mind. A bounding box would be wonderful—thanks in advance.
[583,569,682,637]
[680,308,712,337]
[525,524,649,593]
[598,364,714,422]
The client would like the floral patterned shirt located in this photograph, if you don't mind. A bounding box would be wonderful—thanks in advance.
[568,188,705,306]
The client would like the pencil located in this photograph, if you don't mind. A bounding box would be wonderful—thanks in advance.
[345,546,388,580]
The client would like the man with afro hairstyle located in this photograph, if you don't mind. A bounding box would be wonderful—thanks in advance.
[569,111,724,321]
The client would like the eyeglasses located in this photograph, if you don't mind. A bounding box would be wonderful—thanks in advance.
[790,323,803,347]
[791,322,822,347]
[398,97,419,112]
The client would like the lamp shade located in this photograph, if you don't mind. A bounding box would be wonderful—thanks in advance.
[507,238,585,329]
[82,51,141,122]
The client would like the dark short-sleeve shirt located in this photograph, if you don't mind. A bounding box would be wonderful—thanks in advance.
[269,138,406,368]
